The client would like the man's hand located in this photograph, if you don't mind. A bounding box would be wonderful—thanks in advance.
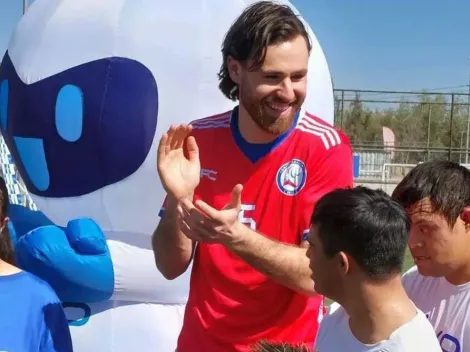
[177,185,315,295]
[177,184,244,245]
[157,124,200,199]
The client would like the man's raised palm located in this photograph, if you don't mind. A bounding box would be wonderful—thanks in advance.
[157,124,200,199]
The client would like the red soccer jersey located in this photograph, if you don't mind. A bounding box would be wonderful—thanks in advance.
[163,106,353,352]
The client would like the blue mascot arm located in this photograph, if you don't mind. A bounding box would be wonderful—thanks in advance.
[8,204,114,303]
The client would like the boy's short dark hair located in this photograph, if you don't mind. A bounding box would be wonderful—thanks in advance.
[250,340,308,352]
[311,186,410,279]
[218,1,311,100]
[392,160,470,226]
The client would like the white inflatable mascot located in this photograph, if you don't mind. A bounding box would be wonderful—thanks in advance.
[0,0,334,351]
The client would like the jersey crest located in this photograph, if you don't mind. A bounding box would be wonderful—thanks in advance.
[276,159,307,196]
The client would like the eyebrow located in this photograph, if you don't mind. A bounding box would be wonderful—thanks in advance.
[261,69,308,76]
[412,219,434,227]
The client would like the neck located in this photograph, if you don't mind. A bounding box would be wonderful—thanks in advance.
[0,260,21,276]
[339,276,416,344]
[237,103,277,144]
[445,259,470,285]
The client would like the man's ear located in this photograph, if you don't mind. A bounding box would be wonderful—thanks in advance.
[227,56,242,85]
[460,207,470,228]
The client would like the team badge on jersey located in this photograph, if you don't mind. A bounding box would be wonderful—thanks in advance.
[276,159,307,196]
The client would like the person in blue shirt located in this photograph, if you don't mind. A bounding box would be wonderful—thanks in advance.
[0,177,73,352]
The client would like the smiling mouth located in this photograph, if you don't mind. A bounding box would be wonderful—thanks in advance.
[266,101,291,112]
[14,136,50,191]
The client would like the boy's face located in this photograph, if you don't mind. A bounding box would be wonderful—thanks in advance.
[307,226,341,298]
[408,198,470,281]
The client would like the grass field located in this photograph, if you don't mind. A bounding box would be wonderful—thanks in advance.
[403,249,414,274]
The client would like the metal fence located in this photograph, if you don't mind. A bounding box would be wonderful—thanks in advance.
[334,88,470,193]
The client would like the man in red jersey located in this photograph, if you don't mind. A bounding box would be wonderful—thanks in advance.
[152,2,353,351]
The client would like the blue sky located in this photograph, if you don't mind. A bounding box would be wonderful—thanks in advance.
[1,0,470,93]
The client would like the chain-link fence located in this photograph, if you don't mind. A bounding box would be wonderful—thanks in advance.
[335,88,470,193]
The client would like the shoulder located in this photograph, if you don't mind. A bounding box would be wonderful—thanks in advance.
[320,303,347,329]
[316,305,348,347]
[7,272,72,350]
[402,265,419,281]
[190,110,232,132]
[401,265,431,291]
[401,266,420,292]
[26,271,74,350]
[294,111,353,183]
[295,110,351,151]
[16,271,61,304]
[405,310,434,332]
[402,266,445,306]
[393,311,441,351]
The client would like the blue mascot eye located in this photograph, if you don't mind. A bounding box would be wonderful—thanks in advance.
[0,79,8,130]
[55,84,84,142]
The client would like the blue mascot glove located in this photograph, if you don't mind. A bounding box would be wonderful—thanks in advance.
[14,217,114,303]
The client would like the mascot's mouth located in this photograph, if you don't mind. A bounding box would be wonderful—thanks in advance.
[14,136,50,191]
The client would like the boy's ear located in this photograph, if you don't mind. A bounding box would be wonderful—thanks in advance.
[337,251,350,276]
[460,207,470,225]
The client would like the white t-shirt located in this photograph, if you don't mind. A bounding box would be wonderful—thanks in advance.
[314,302,441,352]
[402,265,470,352]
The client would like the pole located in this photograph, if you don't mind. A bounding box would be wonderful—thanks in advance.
[340,90,345,129]
[465,57,470,163]
[449,93,455,161]
[426,104,432,160]
[461,132,464,164]
[23,0,28,14]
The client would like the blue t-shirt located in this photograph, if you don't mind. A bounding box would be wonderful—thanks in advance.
[0,270,73,351]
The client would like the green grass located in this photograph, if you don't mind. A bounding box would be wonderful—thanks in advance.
[403,249,414,274]
[325,249,414,306]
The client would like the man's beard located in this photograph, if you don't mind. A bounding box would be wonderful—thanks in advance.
[240,89,303,136]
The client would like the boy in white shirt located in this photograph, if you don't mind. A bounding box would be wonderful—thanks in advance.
[392,160,470,351]
[308,187,441,352]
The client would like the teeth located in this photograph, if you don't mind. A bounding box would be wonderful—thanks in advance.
[267,102,290,111]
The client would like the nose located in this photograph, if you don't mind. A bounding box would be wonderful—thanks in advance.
[408,229,424,250]
[277,78,295,102]
[306,245,312,259]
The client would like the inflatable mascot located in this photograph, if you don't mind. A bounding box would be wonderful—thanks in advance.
[0,0,334,350]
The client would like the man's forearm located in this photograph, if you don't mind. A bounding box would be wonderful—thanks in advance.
[152,196,194,280]
[224,223,315,296]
